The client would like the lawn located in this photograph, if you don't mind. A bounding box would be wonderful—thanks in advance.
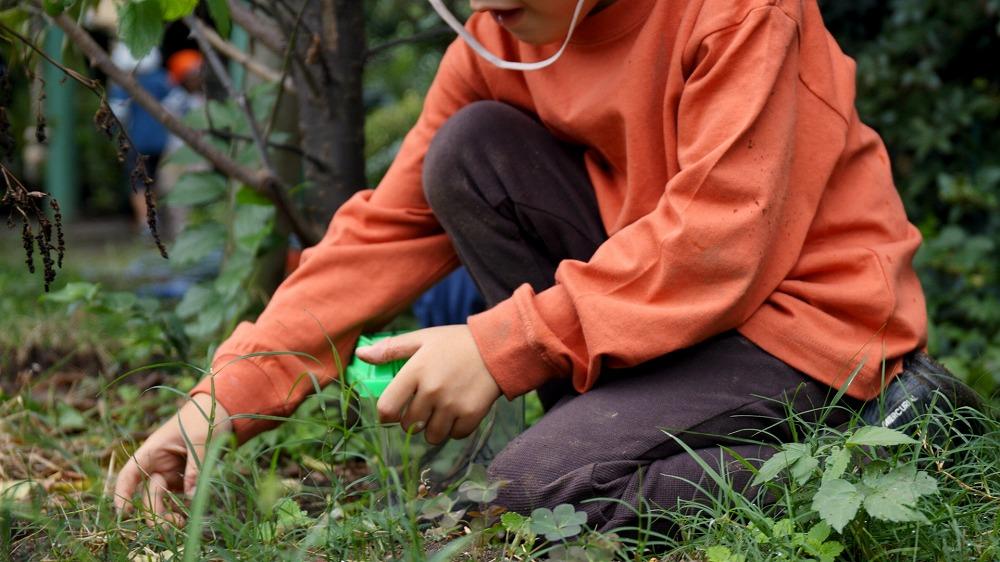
[1,225,998,561]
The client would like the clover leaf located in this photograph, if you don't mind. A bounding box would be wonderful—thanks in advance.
[529,504,587,542]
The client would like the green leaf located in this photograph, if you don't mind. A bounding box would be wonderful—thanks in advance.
[184,300,226,339]
[205,0,231,36]
[235,186,273,206]
[274,497,309,528]
[54,402,86,431]
[811,478,862,533]
[772,517,795,538]
[500,511,529,533]
[817,540,845,562]
[529,504,587,542]
[42,0,69,16]
[176,285,216,319]
[752,443,809,485]
[860,465,937,524]
[215,250,255,299]
[790,454,820,485]
[40,282,100,306]
[117,0,165,59]
[458,480,500,504]
[847,426,918,447]
[159,0,198,20]
[166,172,228,207]
[420,495,455,520]
[164,145,205,167]
[805,520,832,547]
[823,446,852,482]
[705,546,745,562]
[863,492,928,523]
[233,203,275,253]
[171,223,226,266]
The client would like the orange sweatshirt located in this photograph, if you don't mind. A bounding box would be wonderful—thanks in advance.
[192,0,927,443]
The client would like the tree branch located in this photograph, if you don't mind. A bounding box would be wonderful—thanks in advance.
[207,128,330,172]
[185,15,316,246]
[193,17,295,94]
[227,0,286,53]
[46,9,319,245]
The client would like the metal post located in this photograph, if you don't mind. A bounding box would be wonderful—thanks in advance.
[43,27,78,222]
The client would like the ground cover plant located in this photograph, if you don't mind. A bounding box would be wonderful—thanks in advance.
[1,272,998,560]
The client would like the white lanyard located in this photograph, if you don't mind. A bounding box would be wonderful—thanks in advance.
[427,0,587,71]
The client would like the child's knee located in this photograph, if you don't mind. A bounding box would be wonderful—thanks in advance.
[422,101,531,210]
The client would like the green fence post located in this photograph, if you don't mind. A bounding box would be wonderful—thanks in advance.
[43,27,78,222]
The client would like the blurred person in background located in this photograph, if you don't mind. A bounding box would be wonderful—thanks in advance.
[109,43,171,232]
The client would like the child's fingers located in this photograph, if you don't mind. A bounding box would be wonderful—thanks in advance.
[377,367,419,423]
[400,387,432,434]
[356,330,426,364]
[424,409,455,445]
[113,458,143,514]
[183,445,203,496]
[450,415,482,441]
[141,473,169,526]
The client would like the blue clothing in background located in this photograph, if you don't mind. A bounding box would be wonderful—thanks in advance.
[414,267,486,327]
[110,70,172,155]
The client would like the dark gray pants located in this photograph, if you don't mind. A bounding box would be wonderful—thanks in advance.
[422,101,851,533]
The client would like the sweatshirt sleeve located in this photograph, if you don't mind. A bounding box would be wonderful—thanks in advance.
[190,39,489,443]
[468,6,813,398]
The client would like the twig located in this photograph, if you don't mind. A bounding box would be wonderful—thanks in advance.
[193,19,295,93]
[0,24,98,89]
[185,17,275,177]
[227,0,286,53]
[365,26,453,61]
[185,14,316,245]
[264,0,311,137]
[207,128,330,172]
[43,7,318,245]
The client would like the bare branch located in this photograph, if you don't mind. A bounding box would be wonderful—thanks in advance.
[45,9,319,245]
[207,128,330,172]
[227,0,286,53]
[185,15,316,246]
[193,18,295,93]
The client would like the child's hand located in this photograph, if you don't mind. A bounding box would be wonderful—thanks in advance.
[113,393,231,525]
[355,325,502,445]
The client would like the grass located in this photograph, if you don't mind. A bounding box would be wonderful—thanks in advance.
[1,232,998,561]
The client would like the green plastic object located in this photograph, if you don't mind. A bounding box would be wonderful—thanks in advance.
[345,332,408,398]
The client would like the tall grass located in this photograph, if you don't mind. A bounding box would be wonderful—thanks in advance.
[1,289,997,562]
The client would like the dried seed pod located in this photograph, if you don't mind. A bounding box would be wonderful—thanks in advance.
[21,219,35,274]
[35,114,47,144]
[50,198,65,268]
[93,101,117,139]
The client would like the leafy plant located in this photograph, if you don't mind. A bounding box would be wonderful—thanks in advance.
[529,504,588,543]
[753,426,939,534]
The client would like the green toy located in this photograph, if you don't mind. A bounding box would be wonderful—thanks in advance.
[344,332,408,398]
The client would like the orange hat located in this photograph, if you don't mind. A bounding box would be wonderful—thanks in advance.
[167,49,204,84]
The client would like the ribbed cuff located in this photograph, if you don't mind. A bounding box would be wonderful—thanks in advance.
[468,285,567,399]
[189,351,305,444]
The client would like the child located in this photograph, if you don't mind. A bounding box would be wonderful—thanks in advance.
[115,0,930,532]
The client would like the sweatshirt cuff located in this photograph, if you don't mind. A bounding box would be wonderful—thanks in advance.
[189,342,319,444]
[468,284,578,399]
